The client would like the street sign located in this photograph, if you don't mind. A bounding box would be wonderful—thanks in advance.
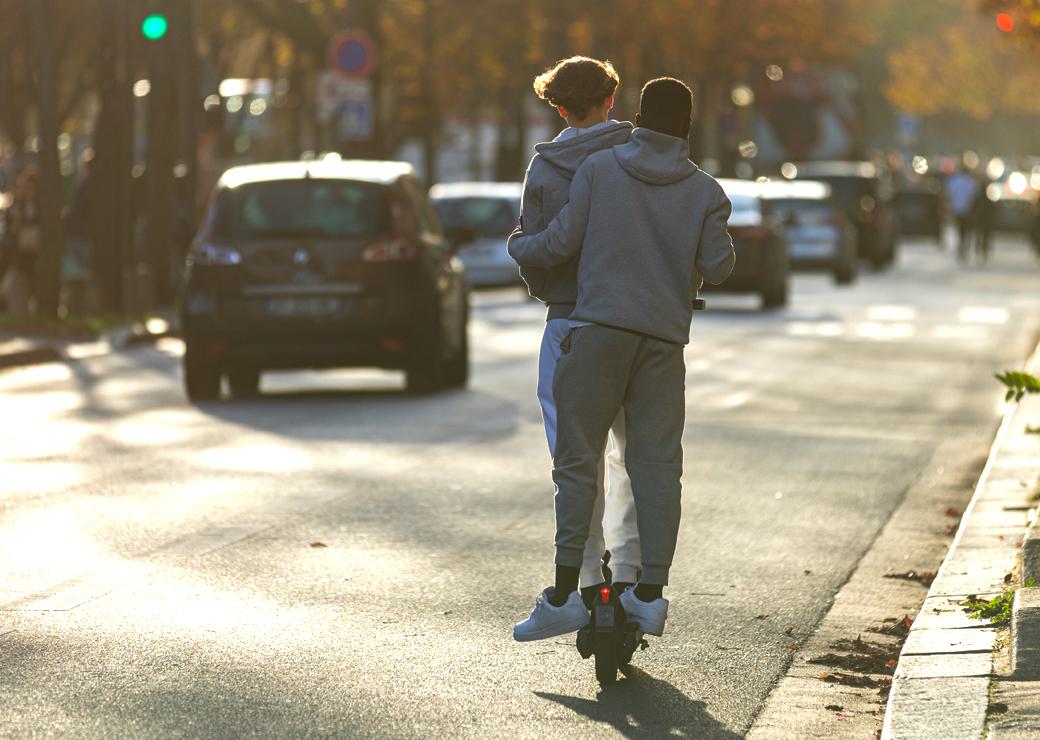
[338,100,374,142]
[316,71,373,122]
[327,30,377,79]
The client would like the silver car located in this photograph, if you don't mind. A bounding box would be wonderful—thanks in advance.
[760,179,857,285]
[430,182,523,288]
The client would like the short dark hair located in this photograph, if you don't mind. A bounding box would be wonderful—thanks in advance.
[533,56,619,120]
[638,77,693,138]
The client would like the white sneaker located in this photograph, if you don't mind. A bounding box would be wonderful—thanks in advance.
[620,587,669,636]
[513,588,590,642]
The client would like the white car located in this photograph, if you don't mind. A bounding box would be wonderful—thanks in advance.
[430,182,523,287]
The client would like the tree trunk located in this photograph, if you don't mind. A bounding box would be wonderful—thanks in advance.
[91,0,134,313]
[420,0,438,186]
[28,0,64,317]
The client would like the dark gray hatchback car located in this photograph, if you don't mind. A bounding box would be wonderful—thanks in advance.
[179,160,469,401]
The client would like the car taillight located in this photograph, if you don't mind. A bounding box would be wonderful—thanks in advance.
[361,240,417,262]
[191,242,242,266]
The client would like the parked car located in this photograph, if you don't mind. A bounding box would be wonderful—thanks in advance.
[789,161,899,268]
[894,179,945,243]
[429,182,523,287]
[990,171,1039,235]
[760,179,856,285]
[702,179,789,309]
[179,159,469,401]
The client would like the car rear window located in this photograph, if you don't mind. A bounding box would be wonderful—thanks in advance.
[212,180,391,240]
[725,193,763,227]
[768,199,834,226]
[803,176,876,213]
[432,197,520,239]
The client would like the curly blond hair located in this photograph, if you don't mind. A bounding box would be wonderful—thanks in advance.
[533,56,619,120]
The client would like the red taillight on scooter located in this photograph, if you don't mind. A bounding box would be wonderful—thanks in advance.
[599,586,612,605]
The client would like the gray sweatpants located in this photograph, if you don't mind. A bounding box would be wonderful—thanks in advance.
[551,324,685,585]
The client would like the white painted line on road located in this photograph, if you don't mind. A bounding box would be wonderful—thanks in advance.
[156,524,269,559]
[268,491,344,514]
[4,564,155,612]
[931,325,990,341]
[959,306,1010,324]
[867,305,918,322]
[785,321,845,337]
[716,392,752,409]
[855,322,915,340]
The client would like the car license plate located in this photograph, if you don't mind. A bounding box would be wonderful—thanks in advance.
[790,242,834,258]
[265,297,341,317]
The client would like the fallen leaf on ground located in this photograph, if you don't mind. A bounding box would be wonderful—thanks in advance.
[786,642,798,650]
[884,570,936,586]
[784,626,795,636]
[945,507,961,518]
[310,541,328,548]
[754,614,769,620]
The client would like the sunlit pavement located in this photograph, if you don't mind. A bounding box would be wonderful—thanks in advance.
[2,238,1039,737]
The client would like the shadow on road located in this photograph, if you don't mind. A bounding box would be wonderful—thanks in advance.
[535,665,741,739]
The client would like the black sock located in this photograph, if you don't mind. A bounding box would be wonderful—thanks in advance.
[550,566,580,606]
[614,581,636,595]
[634,584,663,602]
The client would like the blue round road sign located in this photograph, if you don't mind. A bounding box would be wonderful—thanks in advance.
[328,31,376,79]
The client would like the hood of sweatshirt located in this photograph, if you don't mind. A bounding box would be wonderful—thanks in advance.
[613,128,699,185]
[534,120,634,177]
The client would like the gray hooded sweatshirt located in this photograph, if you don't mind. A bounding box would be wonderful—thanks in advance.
[515,120,634,319]
[507,127,736,345]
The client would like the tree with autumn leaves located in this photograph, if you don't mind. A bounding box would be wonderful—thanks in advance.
[885,0,1040,119]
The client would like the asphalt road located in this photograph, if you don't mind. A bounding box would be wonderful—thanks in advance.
[2,238,1039,738]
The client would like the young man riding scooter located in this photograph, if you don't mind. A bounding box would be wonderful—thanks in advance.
[510,57,642,642]
[510,77,736,641]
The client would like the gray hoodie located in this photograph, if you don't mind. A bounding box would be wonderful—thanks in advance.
[516,121,634,319]
[507,128,736,345]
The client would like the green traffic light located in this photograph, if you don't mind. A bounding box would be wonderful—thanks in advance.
[141,14,168,40]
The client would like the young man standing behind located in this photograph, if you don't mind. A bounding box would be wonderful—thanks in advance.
[509,78,735,639]
[511,58,643,642]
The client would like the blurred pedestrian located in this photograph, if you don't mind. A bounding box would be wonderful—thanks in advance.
[945,164,977,262]
[0,167,42,316]
[972,180,995,264]
[63,151,96,313]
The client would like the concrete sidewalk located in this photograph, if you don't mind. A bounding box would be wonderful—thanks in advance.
[0,314,175,371]
[883,347,1040,739]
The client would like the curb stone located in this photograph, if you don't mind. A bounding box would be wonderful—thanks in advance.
[1012,588,1040,680]
[882,345,1040,740]
[0,315,176,372]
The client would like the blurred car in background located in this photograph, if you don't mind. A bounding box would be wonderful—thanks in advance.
[990,170,1039,234]
[760,179,856,285]
[893,179,945,244]
[703,179,789,309]
[789,161,899,268]
[429,182,522,288]
[179,160,469,401]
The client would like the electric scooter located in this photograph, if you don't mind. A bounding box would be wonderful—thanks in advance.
[575,553,648,685]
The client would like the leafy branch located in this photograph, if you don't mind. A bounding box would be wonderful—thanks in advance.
[996,370,1040,402]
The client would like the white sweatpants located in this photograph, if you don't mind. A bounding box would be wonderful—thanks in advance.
[538,318,641,586]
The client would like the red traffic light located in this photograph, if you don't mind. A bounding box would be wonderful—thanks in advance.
[996,12,1015,32]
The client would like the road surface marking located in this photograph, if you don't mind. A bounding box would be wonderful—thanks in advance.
[867,305,917,322]
[959,307,1010,324]
[156,524,270,559]
[4,564,155,612]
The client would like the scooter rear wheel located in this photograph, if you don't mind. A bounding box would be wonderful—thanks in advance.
[594,632,619,685]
